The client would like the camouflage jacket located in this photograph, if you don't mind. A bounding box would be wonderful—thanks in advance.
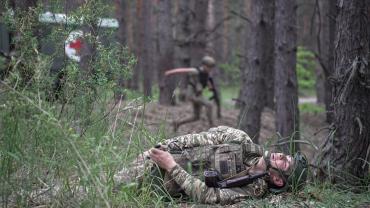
[162,126,268,205]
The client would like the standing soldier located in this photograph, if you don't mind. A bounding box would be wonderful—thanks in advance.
[165,56,220,131]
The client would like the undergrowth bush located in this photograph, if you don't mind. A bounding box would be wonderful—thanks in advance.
[0,1,168,207]
[218,53,241,85]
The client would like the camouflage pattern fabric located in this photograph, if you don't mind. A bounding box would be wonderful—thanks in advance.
[169,164,267,204]
[163,126,267,204]
[114,126,268,204]
[163,126,255,149]
[186,67,205,97]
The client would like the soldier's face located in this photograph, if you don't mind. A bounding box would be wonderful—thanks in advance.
[203,65,213,73]
[270,153,293,171]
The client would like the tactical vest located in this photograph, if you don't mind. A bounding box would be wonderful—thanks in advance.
[171,143,245,180]
[155,143,246,196]
[188,67,209,95]
[196,67,209,88]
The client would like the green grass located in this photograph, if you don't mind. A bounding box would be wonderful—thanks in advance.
[241,183,370,208]
[0,84,165,207]
[299,103,325,114]
[1,84,370,207]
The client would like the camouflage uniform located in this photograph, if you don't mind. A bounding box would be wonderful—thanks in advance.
[175,66,214,128]
[115,126,267,205]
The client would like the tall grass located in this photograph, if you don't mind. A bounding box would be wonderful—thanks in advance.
[0,2,170,207]
[0,83,173,207]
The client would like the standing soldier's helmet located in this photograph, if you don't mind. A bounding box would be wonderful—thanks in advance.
[270,152,309,193]
[201,56,216,67]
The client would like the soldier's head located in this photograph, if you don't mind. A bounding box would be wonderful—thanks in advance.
[201,56,216,72]
[265,152,308,193]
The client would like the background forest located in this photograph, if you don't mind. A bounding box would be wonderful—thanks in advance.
[0,0,369,207]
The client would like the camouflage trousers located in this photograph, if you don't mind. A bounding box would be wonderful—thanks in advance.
[175,95,214,129]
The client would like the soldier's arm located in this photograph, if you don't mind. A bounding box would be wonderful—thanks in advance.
[169,165,267,204]
[162,126,253,150]
[164,68,198,76]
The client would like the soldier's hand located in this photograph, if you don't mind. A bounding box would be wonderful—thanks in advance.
[154,144,168,151]
[149,148,177,172]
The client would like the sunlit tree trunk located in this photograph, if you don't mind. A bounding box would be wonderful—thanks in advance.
[317,0,370,186]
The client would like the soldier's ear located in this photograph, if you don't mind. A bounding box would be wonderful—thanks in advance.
[271,174,284,187]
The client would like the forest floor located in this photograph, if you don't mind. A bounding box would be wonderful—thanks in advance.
[133,99,370,208]
[136,100,328,167]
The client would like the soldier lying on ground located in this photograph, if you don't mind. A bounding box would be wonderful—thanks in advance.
[115,126,308,205]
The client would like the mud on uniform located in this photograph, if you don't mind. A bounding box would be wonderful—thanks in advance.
[176,66,214,127]
[115,126,267,205]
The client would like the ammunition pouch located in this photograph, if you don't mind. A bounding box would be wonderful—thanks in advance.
[204,170,222,187]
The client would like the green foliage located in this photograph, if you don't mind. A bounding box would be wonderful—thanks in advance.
[0,56,5,72]
[297,46,316,92]
[299,103,325,114]
[218,54,241,85]
[218,85,239,109]
[240,183,370,207]
[0,2,168,207]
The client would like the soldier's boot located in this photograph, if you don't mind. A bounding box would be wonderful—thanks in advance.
[173,115,199,132]
[206,103,214,127]
[172,121,179,132]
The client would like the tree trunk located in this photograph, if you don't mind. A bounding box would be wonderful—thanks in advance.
[274,0,300,153]
[141,0,153,97]
[114,0,127,100]
[317,0,370,186]
[208,0,227,64]
[189,0,209,66]
[129,0,142,90]
[206,0,215,55]
[325,0,336,123]
[238,0,274,143]
[173,0,192,101]
[157,0,176,105]
[236,0,250,109]
[222,0,230,62]
[315,0,336,123]
[315,66,325,104]
[126,1,134,52]
[262,2,275,109]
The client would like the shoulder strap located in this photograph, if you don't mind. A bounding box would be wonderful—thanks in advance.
[223,166,252,180]
[196,66,209,88]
